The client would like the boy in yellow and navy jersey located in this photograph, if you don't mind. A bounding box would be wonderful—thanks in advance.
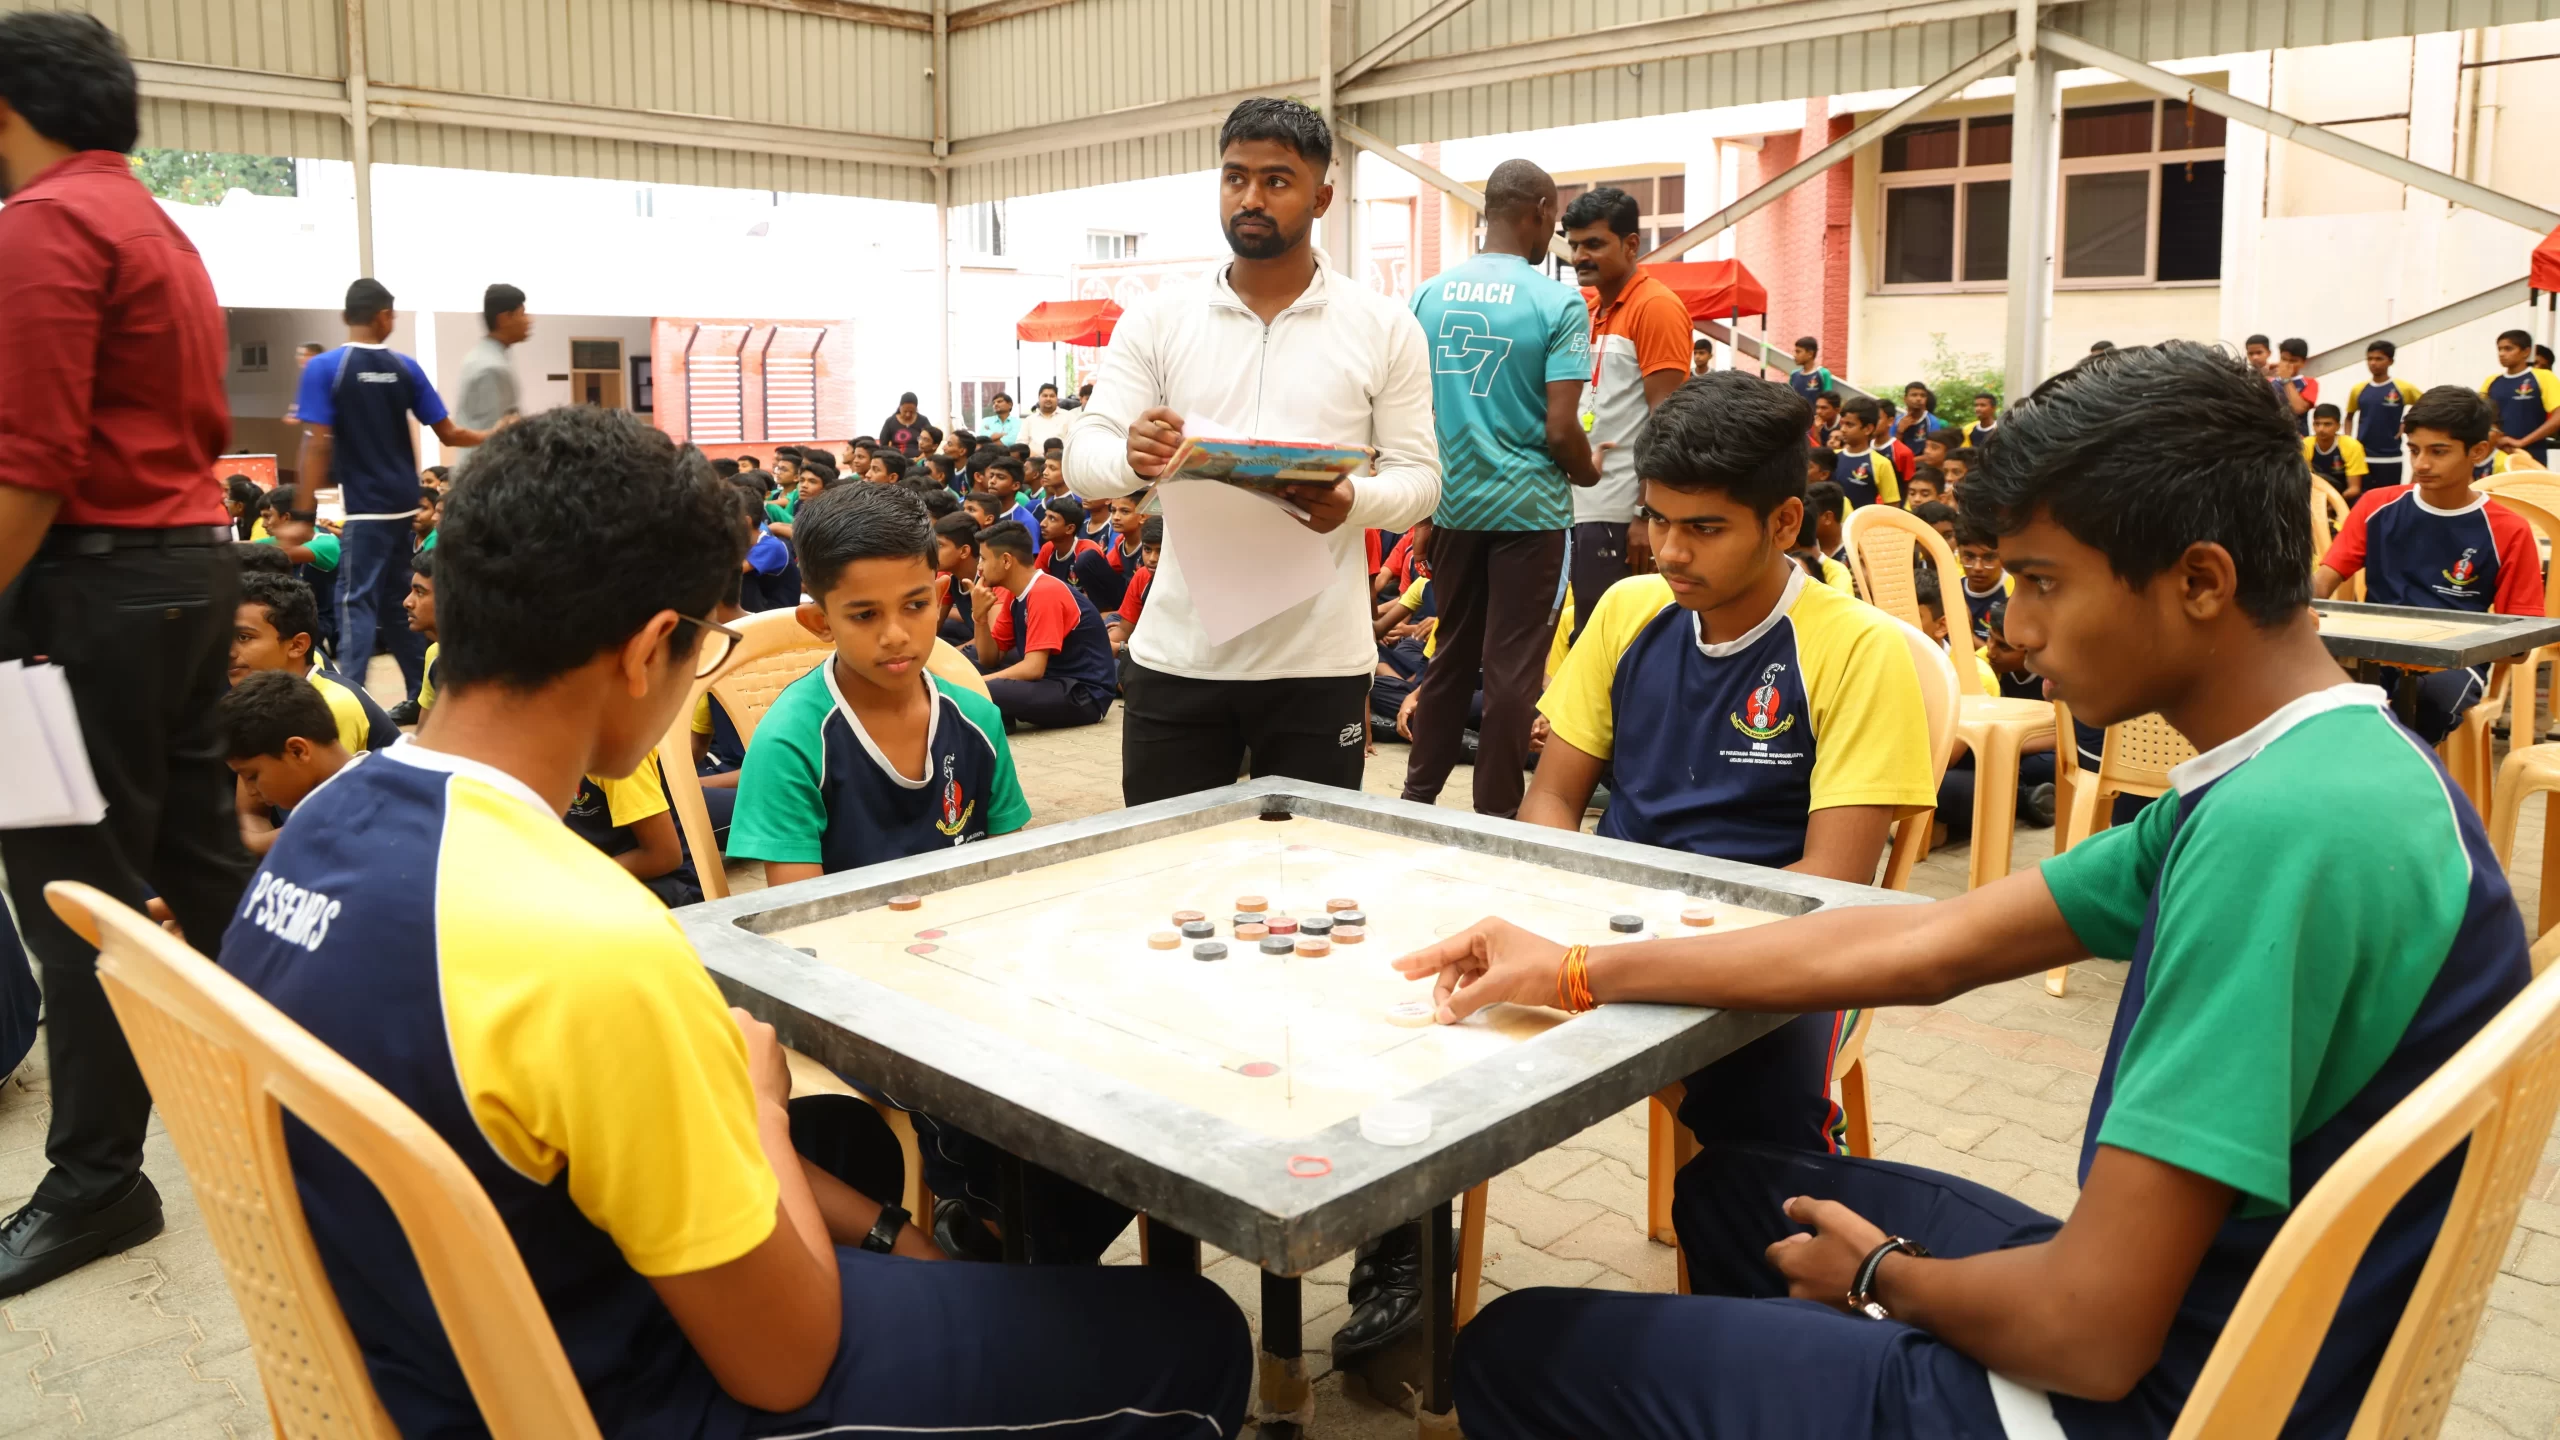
[2346,339,2422,491]
[1526,372,1935,1157]
[227,570,398,754]
[2486,327,2560,467]
[2302,403,2370,500]
[216,407,1248,1440]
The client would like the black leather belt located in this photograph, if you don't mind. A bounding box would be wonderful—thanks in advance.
[41,525,232,557]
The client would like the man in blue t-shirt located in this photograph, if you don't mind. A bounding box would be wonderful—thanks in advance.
[295,279,486,717]
[1402,159,1599,819]
[1408,342,2531,1439]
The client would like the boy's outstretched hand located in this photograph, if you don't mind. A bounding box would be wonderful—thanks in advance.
[1392,917,1568,1024]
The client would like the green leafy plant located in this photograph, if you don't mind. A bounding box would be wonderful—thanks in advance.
[1917,332,2004,416]
[129,150,296,205]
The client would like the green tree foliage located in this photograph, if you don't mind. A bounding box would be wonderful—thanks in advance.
[129,149,295,205]
[1916,332,2004,416]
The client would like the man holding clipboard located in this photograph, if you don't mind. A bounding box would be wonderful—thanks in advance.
[1066,97,1440,806]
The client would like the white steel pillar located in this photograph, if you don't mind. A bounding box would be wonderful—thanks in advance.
[344,0,374,277]
[2002,41,2059,406]
[934,169,953,429]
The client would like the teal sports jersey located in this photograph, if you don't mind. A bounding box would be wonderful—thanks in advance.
[2041,685,2528,1436]
[1410,252,1591,531]
[727,665,1029,873]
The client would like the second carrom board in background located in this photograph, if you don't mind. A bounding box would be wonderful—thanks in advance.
[772,815,1777,1141]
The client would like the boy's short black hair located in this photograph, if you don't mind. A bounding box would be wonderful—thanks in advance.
[1957,342,2310,627]
[1008,443,1031,460]
[794,480,935,602]
[1794,336,1819,354]
[2278,337,2308,360]
[1045,496,1087,529]
[1912,567,1944,618]
[919,486,960,520]
[436,407,746,692]
[1808,446,1839,472]
[1141,516,1165,548]
[990,458,1026,486]
[239,570,321,651]
[1218,96,1332,169]
[875,452,909,481]
[218,670,340,761]
[1907,465,1946,492]
[1632,373,1811,520]
[1973,391,2000,408]
[741,468,775,495]
[1805,479,1846,517]
[0,11,139,153]
[713,457,740,478]
[259,484,309,519]
[2497,328,2533,350]
[1946,445,1979,468]
[1912,500,1957,527]
[482,283,526,331]
[423,464,451,485]
[2246,333,2271,349]
[2368,339,2397,361]
[411,545,437,582]
[1042,437,1065,455]
[977,519,1038,562]
[1954,513,1999,548]
[964,490,1008,515]
[1840,394,1884,426]
[2311,402,2342,423]
[932,511,981,551]
[233,541,296,576]
[1560,186,1640,239]
[2403,385,2495,447]
[343,278,393,326]
[1814,391,1840,409]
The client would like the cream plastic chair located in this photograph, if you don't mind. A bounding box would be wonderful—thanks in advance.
[2490,743,2560,939]
[44,881,603,1440]
[2046,711,2197,997]
[2473,476,2560,742]
[2167,958,2560,1438]
[2311,482,2350,563]
[1635,617,1956,1256]
[1843,503,2055,890]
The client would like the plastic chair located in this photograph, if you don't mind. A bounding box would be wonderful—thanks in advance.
[42,881,603,1440]
[2311,483,2350,563]
[1843,504,2055,889]
[2167,958,2560,1438]
[2046,712,2197,997]
[2473,477,2560,740]
[2490,742,2560,939]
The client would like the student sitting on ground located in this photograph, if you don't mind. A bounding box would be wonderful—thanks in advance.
[1916,572,2056,832]
[931,511,984,647]
[739,479,802,612]
[565,748,699,909]
[1940,444,1976,491]
[230,571,399,754]
[1035,497,1122,607]
[1417,339,2531,1440]
[967,520,1120,732]
[255,487,343,662]
[1910,499,1959,551]
[1787,481,1855,596]
[2303,402,2370,501]
[411,487,441,554]
[1902,466,1946,508]
[1108,516,1162,653]
[405,547,440,723]
[1523,371,1934,1160]
[2315,385,2542,743]
[1951,516,2015,645]
[1830,395,1903,508]
[218,670,356,857]
[863,452,909,485]
[221,406,1250,1436]
[1917,429,1953,476]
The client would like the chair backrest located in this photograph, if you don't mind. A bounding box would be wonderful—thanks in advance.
[2171,960,2560,1439]
[42,882,602,1440]
[1843,503,1985,698]
[710,609,831,747]
[2311,484,2350,562]
[2473,483,2560,619]
[2099,713,2196,802]
[1876,615,1960,891]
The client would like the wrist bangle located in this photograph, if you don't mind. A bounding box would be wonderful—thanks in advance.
[1554,944,1595,1013]
[1848,1236,1930,1319]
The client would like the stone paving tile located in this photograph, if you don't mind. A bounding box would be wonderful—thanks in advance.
[0,691,2555,1436]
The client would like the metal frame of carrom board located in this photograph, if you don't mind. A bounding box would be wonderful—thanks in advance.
[680,778,1925,1435]
[2315,601,2560,727]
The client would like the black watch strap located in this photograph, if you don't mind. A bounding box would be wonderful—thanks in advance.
[1849,1236,1930,1319]
[860,1204,911,1255]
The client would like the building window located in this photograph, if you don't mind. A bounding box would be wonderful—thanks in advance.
[1087,231,1139,261]
[1876,99,2224,292]
[1552,171,1690,260]
[235,342,269,373]
[965,201,1007,258]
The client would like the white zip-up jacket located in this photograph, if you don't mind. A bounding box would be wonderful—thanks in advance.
[1065,255,1441,681]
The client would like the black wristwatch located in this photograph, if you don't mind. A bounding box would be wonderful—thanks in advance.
[1849,1236,1930,1319]
[860,1204,911,1255]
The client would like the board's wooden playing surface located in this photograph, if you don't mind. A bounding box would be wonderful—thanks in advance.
[2317,610,2496,645]
[772,816,1780,1139]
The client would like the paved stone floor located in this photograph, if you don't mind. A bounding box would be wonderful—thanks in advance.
[4,689,2558,1437]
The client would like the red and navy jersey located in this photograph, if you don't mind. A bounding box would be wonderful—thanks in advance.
[2320,486,2543,615]
[1035,535,1103,585]
[1006,569,1121,700]
[1121,564,1155,628]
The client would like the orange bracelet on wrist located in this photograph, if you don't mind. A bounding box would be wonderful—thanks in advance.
[1555,944,1596,1013]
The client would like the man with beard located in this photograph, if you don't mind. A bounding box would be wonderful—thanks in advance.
[1063,97,1440,1389]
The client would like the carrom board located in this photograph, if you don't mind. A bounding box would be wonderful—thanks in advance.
[682,780,1923,1273]
[768,815,1783,1143]
[2314,600,2560,671]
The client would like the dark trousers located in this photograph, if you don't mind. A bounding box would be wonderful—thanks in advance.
[1455,1143,2060,1439]
[1371,637,1429,726]
[1403,528,1564,818]
[2377,663,2487,747]
[1675,1009,1851,1154]
[1119,661,1370,806]
[337,518,425,700]
[0,538,254,1209]
[1938,750,2059,839]
[1569,521,1630,642]
[986,676,1110,731]
[1069,550,1129,612]
[0,922,32,1084]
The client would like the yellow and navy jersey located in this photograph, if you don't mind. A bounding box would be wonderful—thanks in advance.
[2346,378,2421,458]
[1814,554,1854,596]
[417,641,439,712]
[1831,446,1900,508]
[2484,368,2559,462]
[304,666,398,753]
[2302,434,2369,491]
[216,742,777,1435]
[1958,573,2014,645]
[1540,567,1936,868]
[1396,575,1440,659]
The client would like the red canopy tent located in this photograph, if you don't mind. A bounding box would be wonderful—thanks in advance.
[1016,298,1123,345]
[1584,258,1775,374]
[2533,226,2560,294]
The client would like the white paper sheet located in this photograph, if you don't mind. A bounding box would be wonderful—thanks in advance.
[0,661,103,830]
[1159,478,1338,647]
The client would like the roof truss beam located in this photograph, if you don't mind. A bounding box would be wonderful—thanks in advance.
[2300,277,2535,377]
[1336,0,1483,90]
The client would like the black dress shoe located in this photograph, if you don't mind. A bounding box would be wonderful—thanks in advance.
[1328,1223,1423,1367]
[932,1197,1003,1263]
[0,1176,164,1299]
[387,700,422,727]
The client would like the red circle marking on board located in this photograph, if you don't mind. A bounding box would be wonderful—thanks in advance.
[1287,1155,1332,1178]
[915,929,945,940]
[1239,1061,1280,1078]
[906,943,938,955]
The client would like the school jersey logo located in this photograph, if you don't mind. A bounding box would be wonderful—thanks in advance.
[2445,548,2480,588]
[934,755,975,838]
[1731,663,1798,742]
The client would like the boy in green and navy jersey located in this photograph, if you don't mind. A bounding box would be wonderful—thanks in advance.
[218,407,1247,1440]
[1402,159,1599,818]
[1416,342,2532,1440]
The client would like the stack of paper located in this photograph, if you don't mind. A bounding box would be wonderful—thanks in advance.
[0,662,105,829]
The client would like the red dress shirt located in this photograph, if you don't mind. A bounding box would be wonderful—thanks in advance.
[0,151,229,528]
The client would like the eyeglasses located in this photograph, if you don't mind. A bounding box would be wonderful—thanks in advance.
[675,612,747,679]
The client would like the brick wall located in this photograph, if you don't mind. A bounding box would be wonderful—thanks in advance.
[1732,103,1854,375]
